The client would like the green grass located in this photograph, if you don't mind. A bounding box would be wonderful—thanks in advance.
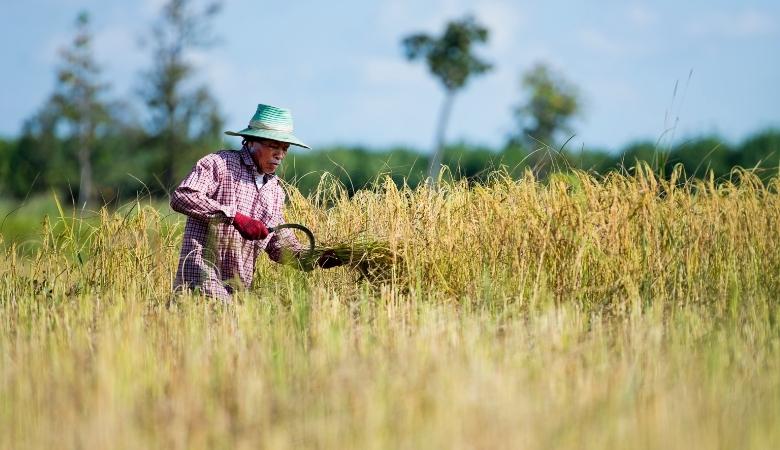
[0,194,62,250]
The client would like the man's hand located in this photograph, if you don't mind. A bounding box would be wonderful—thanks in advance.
[232,212,269,240]
[317,249,344,269]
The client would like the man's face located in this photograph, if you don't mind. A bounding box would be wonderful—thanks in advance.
[249,139,290,174]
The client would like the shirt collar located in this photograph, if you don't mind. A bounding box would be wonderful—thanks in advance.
[239,148,256,170]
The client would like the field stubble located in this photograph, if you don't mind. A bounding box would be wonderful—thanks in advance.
[1,165,779,449]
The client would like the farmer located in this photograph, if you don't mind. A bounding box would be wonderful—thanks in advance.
[170,103,341,300]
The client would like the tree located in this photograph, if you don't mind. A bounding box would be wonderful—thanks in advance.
[511,62,581,152]
[7,116,58,199]
[0,138,9,195]
[669,136,733,179]
[735,129,780,181]
[45,12,110,207]
[619,140,667,173]
[138,0,224,191]
[402,16,492,183]
[567,147,617,174]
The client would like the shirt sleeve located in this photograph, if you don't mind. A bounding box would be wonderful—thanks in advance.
[170,153,237,223]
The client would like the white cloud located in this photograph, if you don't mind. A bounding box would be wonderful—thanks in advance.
[577,28,628,56]
[37,18,147,80]
[93,25,146,73]
[186,50,256,123]
[732,9,777,36]
[421,0,469,29]
[517,42,559,67]
[378,0,523,55]
[141,0,168,17]
[39,32,68,66]
[588,78,641,104]
[625,3,658,28]
[686,9,777,38]
[362,57,429,87]
[473,0,525,56]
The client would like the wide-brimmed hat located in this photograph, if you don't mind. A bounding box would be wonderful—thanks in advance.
[225,103,310,149]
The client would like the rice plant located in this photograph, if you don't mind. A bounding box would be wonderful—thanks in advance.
[1,165,778,449]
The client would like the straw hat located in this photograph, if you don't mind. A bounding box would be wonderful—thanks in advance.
[225,103,310,149]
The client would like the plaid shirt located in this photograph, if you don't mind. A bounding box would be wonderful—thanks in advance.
[170,148,302,299]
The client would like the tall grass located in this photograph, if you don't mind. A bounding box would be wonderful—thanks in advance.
[1,165,779,449]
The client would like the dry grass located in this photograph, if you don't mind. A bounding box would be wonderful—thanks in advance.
[1,165,779,449]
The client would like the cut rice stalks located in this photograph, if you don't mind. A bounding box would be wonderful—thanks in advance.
[295,239,403,283]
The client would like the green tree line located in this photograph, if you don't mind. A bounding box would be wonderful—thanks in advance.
[4,128,776,201]
[0,5,777,205]
[277,131,780,196]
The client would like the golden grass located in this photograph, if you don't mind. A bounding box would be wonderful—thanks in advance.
[1,165,779,449]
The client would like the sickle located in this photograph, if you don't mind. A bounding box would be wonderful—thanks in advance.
[267,223,316,259]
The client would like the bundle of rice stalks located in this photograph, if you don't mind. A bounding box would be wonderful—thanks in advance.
[296,239,403,283]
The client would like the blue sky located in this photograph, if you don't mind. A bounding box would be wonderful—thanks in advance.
[2,0,779,152]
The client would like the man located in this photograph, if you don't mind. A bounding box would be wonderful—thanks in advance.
[170,103,340,300]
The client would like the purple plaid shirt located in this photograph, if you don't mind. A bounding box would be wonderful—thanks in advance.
[170,148,302,299]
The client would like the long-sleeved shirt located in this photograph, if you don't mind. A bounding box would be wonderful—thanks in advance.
[170,148,302,299]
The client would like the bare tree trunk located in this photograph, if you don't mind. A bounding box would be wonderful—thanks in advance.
[164,129,175,191]
[163,100,176,190]
[77,127,93,208]
[428,89,455,185]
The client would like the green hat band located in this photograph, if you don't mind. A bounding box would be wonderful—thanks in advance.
[248,118,293,133]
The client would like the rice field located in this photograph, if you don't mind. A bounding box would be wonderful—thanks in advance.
[1,165,779,449]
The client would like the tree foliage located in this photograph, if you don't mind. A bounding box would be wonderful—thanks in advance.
[137,0,224,191]
[402,16,492,182]
[512,62,581,149]
[402,16,492,92]
[667,136,733,178]
[736,129,780,180]
[44,12,111,207]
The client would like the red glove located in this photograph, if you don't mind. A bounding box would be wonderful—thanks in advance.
[317,249,344,269]
[232,212,269,240]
